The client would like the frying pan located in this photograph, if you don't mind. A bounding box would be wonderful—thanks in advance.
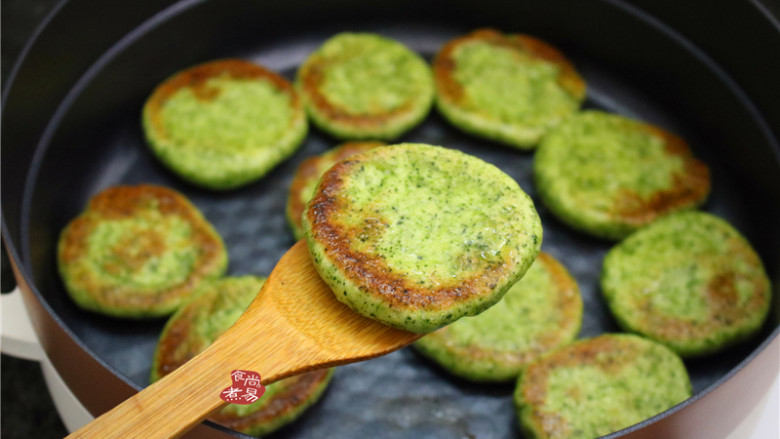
[2,0,779,438]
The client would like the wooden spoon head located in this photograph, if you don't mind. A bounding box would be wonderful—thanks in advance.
[66,240,422,439]
[249,240,421,371]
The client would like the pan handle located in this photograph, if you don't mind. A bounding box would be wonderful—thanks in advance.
[1,287,45,361]
[1,286,95,432]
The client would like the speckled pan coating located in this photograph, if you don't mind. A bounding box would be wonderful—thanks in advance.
[151,276,333,437]
[515,334,692,439]
[434,28,586,149]
[414,252,582,382]
[143,59,307,190]
[296,33,435,140]
[57,185,227,318]
[303,143,542,333]
[601,211,771,357]
[286,141,384,240]
[534,110,710,240]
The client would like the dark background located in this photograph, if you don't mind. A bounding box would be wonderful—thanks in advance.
[3,1,74,437]
[2,1,778,438]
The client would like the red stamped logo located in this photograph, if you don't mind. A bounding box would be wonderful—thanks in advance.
[220,370,266,405]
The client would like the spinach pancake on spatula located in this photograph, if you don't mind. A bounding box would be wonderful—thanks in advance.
[143,59,307,190]
[57,185,227,318]
[303,143,542,333]
[151,276,333,436]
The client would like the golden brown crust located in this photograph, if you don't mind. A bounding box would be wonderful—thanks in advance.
[287,142,384,234]
[434,29,586,107]
[59,185,225,309]
[305,151,516,312]
[145,59,301,140]
[612,126,710,226]
[86,185,207,220]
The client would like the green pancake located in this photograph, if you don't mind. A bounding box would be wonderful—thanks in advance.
[534,110,710,240]
[433,29,586,149]
[57,185,227,318]
[601,211,771,357]
[286,141,384,240]
[515,334,692,439]
[151,276,333,437]
[303,143,542,333]
[296,33,434,140]
[414,252,582,381]
[143,59,307,190]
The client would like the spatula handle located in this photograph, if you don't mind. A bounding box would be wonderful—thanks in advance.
[65,301,315,439]
[65,240,418,438]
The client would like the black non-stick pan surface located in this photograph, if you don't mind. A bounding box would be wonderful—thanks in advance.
[7,0,779,437]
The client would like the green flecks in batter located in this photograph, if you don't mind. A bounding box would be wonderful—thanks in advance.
[601,211,771,356]
[318,34,431,115]
[453,42,576,126]
[338,147,532,285]
[415,253,581,381]
[538,111,683,216]
[158,76,295,162]
[144,60,307,190]
[305,143,542,333]
[605,213,760,319]
[640,265,713,320]
[541,359,688,438]
[517,335,691,439]
[443,257,566,351]
[533,110,712,240]
[86,213,197,292]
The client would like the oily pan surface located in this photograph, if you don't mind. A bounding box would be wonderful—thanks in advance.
[38,25,772,439]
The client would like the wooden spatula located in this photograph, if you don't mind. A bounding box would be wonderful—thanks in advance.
[67,240,421,439]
